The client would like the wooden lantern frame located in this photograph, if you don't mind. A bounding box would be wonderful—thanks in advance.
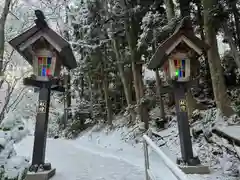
[8,22,77,81]
[147,18,209,83]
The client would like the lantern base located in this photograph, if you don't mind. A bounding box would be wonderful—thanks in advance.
[176,156,209,174]
[25,168,56,180]
[176,156,200,166]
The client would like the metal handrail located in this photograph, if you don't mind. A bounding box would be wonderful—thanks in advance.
[143,134,190,180]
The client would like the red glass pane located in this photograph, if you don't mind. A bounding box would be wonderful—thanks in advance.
[38,57,42,64]
[46,68,51,76]
[174,60,177,67]
[164,64,168,72]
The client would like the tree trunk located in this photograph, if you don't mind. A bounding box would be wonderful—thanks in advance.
[196,0,212,95]
[112,39,136,121]
[80,75,84,97]
[152,31,166,120]
[67,73,71,106]
[202,0,234,117]
[62,7,72,122]
[231,2,240,50]
[164,0,175,21]
[155,70,166,120]
[87,76,94,120]
[136,63,149,129]
[196,1,205,41]
[0,0,11,76]
[164,0,175,107]
[63,74,71,128]
[102,74,113,125]
[100,46,113,125]
[112,39,132,106]
[222,22,240,69]
[0,0,12,121]
[125,19,149,130]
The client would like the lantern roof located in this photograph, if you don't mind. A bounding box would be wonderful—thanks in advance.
[8,10,77,70]
[147,18,209,70]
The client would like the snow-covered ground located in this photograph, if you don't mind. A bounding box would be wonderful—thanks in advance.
[6,89,239,180]
[15,135,176,180]
[14,120,235,180]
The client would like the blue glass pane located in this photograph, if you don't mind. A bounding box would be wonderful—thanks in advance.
[42,67,46,76]
[47,57,52,65]
[182,59,185,65]
[182,59,185,70]
[179,70,182,77]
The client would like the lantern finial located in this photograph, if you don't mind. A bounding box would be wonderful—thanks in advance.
[34,10,48,28]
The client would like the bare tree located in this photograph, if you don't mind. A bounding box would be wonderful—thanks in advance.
[0,0,12,76]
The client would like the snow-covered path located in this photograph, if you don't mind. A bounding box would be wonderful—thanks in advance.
[14,136,153,180]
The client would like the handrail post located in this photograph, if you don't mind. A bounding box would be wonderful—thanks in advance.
[143,134,189,180]
[144,140,150,180]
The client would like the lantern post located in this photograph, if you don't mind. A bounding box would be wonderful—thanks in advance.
[147,18,210,174]
[165,52,199,165]
[8,10,77,179]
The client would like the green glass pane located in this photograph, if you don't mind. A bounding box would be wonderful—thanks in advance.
[175,70,179,76]
[38,68,42,76]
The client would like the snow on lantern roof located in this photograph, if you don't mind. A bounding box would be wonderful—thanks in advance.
[8,10,77,70]
[147,18,209,70]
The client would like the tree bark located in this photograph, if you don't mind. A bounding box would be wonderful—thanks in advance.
[112,39,132,106]
[164,0,175,21]
[63,73,71,128]
[112,38,136,121]
[222,22,240,69]
[164,0,176,107]
[0,0,11,76]
[155,70,166,120]
[202,0,234,117]
[230,1,240,50]
[196,1,205,41]
[100,46,113,125]
[152,29,166,120]
[87,76,94,120]
[61,6,72,122]
[125,19,149,130]
[102,74,113,125]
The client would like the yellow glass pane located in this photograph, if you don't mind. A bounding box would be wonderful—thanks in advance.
[43,57,47,65]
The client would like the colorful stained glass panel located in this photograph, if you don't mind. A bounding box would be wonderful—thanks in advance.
[38,56,52,77]
[174,59,186,78]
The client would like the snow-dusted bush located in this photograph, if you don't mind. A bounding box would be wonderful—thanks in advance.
[0,127,29,180]
[0,105,32,179]
[0,113,29,143]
